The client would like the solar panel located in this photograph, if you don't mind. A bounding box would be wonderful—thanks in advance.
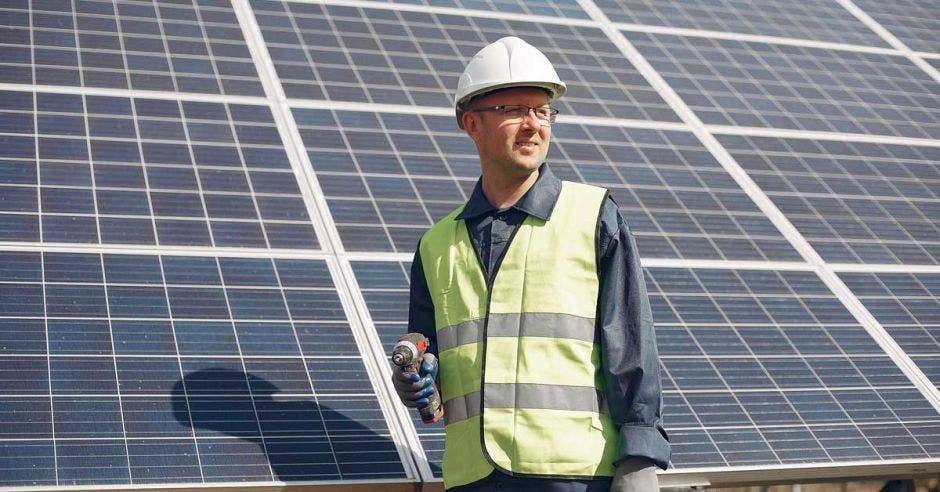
[1,0,938,488]
[595,0,889,48]
[0,251,406,486]
[718,134,940,264]
[626,32,940,139]
[0,0,264,95]
[293,107,800,260]
[0,90,319,249]
[850,0,940,54]
[840,272,940,387]
[252,0,679,121]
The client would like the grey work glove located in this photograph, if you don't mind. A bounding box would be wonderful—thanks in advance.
[611,458,659,492]
[391,353,439,408]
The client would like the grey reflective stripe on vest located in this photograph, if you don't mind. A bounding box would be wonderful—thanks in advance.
[485,383,602,413]
[445,384,605,425]
[444,391,481,425]
[437,313,596,352]
[437,319,485,353]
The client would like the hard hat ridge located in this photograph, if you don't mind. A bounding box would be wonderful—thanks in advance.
[454,36,566,129]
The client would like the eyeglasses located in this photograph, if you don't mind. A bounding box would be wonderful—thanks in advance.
[469,104,559,124]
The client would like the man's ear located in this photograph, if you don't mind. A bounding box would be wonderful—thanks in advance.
[462,111,480,139]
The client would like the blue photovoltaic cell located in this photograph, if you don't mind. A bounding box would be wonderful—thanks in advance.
[380,0,589,19]
[293,108,800,260]
[719,135,940,265]
[0,251,405,487]
[852,0,940,54]
[351,260,940,472]
[0,91,319,249]
[840,272,940,387]
[0,0,263,96]
[250,0,678,122]
[626,32,940,139]
[595,0,888,48]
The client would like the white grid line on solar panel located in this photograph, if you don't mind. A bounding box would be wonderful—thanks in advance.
[717,135,939,265]
[830,264,940,275]
[0,0,264,96]
[0,244,343,262]
[625,32,940,140]
[664,419,940,432]
[661,382,919,389]
[589,0,888,49]
[614,22,901,58]
[371,0,590,20]
[0,432,396,441]
[0,93,319,249]
[250,1,679,122]
[36,228,57,484]
[0,83,270,106]
[850,0,940,54]
[707,126,940,148]
[0,353,377,358]
[251,0,598,27]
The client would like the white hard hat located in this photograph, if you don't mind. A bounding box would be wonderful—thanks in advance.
[454,36,566,129]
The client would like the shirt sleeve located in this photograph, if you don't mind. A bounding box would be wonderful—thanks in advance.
[408,245,439,357]
[597,197,671,470]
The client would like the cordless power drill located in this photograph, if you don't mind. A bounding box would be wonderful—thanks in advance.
[392,333,444,424]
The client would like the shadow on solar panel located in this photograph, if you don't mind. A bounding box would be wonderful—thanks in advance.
[172,368,400,481]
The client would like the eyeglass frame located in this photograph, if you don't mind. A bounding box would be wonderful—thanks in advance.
[467,104,560,124]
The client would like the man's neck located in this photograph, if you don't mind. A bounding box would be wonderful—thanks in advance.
[480,168,539,210]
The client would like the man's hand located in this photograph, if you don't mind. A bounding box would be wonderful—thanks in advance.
[391,353,439,408]
[611,458,659,491]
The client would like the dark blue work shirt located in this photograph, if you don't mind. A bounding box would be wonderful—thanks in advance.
[409,165,670,490]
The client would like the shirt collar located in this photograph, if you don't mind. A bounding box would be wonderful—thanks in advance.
[455,163,562,221]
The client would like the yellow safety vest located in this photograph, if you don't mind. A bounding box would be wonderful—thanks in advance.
[419,181,618,489]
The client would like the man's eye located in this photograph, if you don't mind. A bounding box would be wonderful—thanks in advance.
[502,106,526,117]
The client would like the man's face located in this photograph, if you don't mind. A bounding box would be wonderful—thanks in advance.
[463,87,552,178]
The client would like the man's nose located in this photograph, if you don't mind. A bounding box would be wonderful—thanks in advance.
[519,108,543,129]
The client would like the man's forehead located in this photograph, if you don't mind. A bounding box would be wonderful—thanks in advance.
[474,87,551,105]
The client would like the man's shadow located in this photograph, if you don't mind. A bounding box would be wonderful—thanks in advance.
[171,367,405,481]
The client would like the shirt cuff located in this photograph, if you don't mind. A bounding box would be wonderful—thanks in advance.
[618,424,671,470]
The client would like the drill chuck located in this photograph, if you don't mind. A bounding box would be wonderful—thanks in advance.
[392,333,443,424]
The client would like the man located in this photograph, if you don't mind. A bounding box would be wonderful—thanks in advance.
[392,36,669,491]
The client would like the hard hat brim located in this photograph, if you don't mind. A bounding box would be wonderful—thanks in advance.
[455,81,566,129]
